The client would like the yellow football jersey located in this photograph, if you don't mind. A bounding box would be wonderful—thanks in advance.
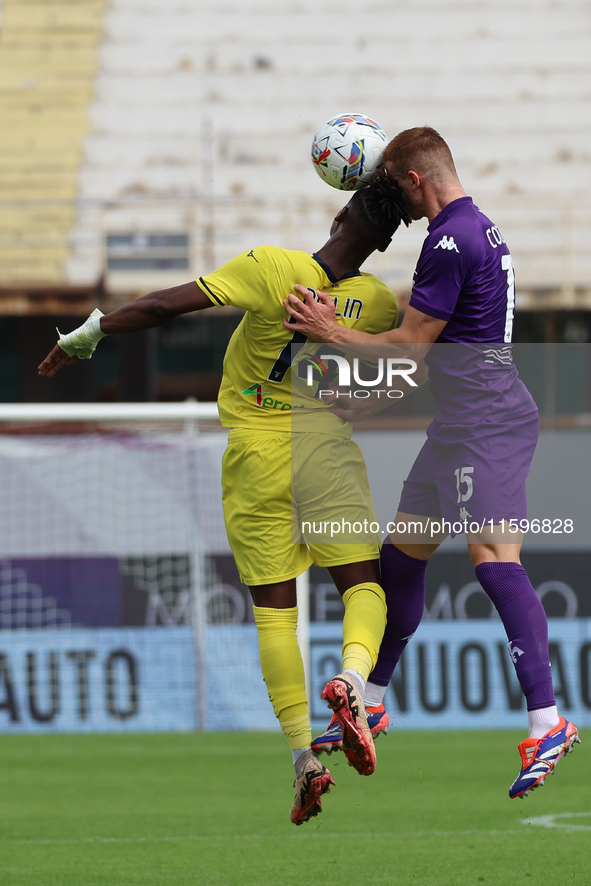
[198,246,397,432]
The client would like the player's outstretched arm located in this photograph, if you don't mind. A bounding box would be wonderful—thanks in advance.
[38,281,212,377]
[283,284,402,345]
[100,281,212,335]
[283,284,429,346]
[283,284,447,349]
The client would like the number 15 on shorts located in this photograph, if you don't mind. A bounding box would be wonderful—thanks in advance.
[455,466,474,503]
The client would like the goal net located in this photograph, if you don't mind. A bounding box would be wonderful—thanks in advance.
[0,402,278,734]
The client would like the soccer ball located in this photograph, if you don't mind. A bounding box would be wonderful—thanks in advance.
[311,114,388,191]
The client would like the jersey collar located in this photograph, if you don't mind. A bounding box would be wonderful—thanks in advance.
[428,196,474,233]
[312,253,362,283]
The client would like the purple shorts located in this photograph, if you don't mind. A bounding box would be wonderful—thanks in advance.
[398,412,540,527]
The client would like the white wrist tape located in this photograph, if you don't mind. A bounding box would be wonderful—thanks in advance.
[57,308,107,359]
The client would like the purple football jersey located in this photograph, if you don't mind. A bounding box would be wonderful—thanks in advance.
[409,197,536,423]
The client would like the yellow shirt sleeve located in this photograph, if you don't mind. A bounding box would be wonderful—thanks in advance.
[198,247,275,312]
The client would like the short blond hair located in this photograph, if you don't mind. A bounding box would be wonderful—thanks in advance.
[383,127,458,185]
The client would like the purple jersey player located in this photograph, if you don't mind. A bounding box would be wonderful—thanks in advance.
[400,197,540,533]
[283,127,580,800]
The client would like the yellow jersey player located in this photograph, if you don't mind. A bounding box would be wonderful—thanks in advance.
[38,170,411,825]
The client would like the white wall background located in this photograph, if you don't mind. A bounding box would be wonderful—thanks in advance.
[66,0,591,306]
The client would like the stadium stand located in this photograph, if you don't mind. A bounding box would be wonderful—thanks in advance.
[0,0,108,292]
[65,0,591,307]
[0,1,589,307]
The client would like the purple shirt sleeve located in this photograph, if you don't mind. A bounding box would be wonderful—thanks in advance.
[409,230,474,322]
[407,198,516,344]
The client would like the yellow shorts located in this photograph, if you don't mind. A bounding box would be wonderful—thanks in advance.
[222,428,380,586]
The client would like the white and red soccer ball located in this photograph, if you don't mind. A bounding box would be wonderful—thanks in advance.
[311,114,388,191]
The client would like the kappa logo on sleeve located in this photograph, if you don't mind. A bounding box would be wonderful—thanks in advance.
[434,235,460,253]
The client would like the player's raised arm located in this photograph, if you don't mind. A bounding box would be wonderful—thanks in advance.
[38,281,212,377]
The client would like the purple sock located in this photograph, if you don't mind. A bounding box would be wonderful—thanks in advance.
[369,543,427,687]
[475,561,555,711]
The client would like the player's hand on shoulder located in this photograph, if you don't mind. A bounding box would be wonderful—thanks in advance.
[283,284,337,341]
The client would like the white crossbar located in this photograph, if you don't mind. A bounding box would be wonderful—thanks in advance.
[0,401,220,423]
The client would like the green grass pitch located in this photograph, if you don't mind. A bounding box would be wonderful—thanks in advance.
[0,729,587,886]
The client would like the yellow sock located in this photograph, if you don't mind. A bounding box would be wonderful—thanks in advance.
[253,605,311,751]
[341,582,386,682]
